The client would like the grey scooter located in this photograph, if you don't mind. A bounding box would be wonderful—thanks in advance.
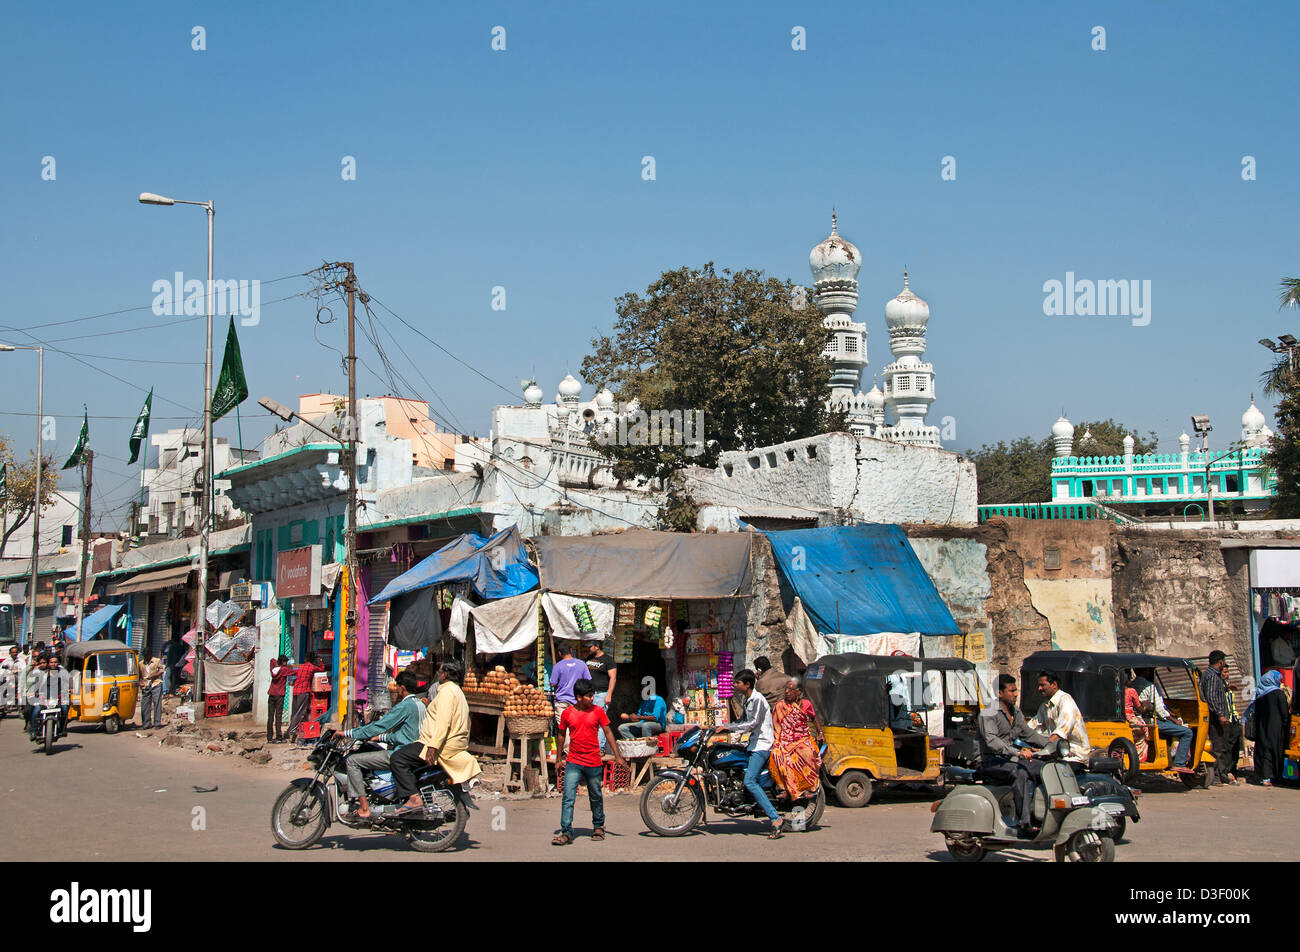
[930,738,1117,862]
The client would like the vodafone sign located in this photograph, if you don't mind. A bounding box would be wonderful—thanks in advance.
[276,545,323,599]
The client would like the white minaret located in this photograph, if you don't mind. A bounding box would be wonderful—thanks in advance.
[1052,415,1075,457]
[1242,395,1268,448]
[810,211,869,430]
[881,269,940,446]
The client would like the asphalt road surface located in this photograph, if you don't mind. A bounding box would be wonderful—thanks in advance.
[3,719,1296,862]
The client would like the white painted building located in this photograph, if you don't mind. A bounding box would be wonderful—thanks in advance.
[0,488,83,560]
[136,429,257,538]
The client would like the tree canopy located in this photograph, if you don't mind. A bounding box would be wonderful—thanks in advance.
[581,263,844,481]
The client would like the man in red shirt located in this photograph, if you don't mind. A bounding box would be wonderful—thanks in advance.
[552,679,626,846]
[287,653,321,742]
[267,656,294,743]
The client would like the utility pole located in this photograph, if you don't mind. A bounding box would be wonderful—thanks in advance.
[344,262,359,728]
[74,450,93,641]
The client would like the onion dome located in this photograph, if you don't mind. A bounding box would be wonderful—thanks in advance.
[1179,432,1190,448]
[1051,416,1075,442]
[1123,434,1135,454]
[809,210,861,284]
[595,386,615,410]
[522,380,543,407]
[557,374,582,400]
[866,379,886,410]
[884,268,930,328]
[1242,397,1266,431]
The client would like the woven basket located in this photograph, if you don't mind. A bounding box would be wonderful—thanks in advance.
[506,714,552,736]
[617,738,659,759]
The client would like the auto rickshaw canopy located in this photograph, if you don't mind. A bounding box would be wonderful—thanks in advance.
[62,639,133,664]
[1019,650,1199,722]
[805,653,978,729]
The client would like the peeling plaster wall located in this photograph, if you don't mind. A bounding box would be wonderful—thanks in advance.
[1022,578,1117,651]
[908,536,993,660]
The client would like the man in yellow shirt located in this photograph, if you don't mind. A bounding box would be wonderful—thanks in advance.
[391,660,481,814]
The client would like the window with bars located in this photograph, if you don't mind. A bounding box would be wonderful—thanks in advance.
[895,375,910,391]
[844,336,858,353]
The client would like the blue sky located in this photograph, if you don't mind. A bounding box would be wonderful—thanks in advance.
[2,0,1298,527]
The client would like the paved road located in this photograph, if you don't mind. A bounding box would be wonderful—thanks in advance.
[3,719,1296,862]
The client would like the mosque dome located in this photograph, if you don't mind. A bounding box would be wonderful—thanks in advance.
[1242,398,1266,431]
[866,379,886,410]
[595,387,615,410]
[809,211,861,284]
[1051,416,1075,441]
[522,380,543,407]
[557,374,582,404]
[884,269,930,328]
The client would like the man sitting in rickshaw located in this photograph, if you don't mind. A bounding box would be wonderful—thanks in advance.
[1130,667,1192,768]
[978,674,1050,832]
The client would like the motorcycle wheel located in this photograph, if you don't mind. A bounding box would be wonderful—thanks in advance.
[405,791,468,853]
[1061,829,1115,863]
[271,785,328,850]
[945,837,987,862]
[799,786,827,830]
[43,717,55,755]
[639,776,703,836]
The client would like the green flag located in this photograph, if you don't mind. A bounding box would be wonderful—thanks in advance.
[62,409,88,470]
[211,317,248,422]
[0,462,7,503]
[128,388,153,464]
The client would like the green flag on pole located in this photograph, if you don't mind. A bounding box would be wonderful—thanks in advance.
[62,409,88,470]
[211,317,248,422]
[0,462,7,503]
[128,388,153,464]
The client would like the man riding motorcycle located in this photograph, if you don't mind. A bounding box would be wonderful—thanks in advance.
[390,661,481,816]
[26,652,72,740]
[339,669,427,821]
[977,673,1050,833]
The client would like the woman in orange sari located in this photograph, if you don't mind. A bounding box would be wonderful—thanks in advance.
[769,677,824,801]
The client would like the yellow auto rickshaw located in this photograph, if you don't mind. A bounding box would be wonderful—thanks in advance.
[62,639,139,733]
[804,654,987,807]
[1283,685,1300,783]
[1021,651,1213,787]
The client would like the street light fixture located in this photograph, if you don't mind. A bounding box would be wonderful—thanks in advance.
[139,189,214,717]
[257,397,344,446]
[0,344,43,644]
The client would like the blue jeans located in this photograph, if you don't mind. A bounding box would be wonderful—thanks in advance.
[560,763,605,837]
[744,749,779,822]
[594,692,607,751]
[1158,719,1193,766]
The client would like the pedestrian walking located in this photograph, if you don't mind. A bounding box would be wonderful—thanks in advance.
[267,655,294,743]
[552,679,626,845]
[1248,670,1291,786]
[1202,650,1242,785]
[716,669,783,838]
[768,676,824,802]
[138,651,165,729]
[548,642,590,726]
[287,653,320,742]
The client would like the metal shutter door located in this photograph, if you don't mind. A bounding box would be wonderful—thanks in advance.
[366,559,404,705]
[131,596,148,651]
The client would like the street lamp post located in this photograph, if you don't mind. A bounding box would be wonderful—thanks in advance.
[139,192,213,715]
[0,344,43,644]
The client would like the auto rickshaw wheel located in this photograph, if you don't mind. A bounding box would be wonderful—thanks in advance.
[1108,739,1140,784]
[1179,766,1210,789]
[104,715,120,735]
[945,837,987,862]
[834,770,873,808]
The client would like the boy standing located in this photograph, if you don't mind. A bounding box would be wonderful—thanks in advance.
[552,679,626,846]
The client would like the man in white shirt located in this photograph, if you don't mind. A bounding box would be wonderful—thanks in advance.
[1029,671,1091,766]
[717,669,783,837]
[1,645,24,707]
[1131,669,1192,768]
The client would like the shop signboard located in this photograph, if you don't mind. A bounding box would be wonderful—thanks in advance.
[277,545,323,599]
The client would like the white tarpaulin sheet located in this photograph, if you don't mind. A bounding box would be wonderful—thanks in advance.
[203,660,255,693]
[447,596,472,643]
[458,592,539,655]
[542,592,614,642]
[786,597,826,665]
[822,632,921,658]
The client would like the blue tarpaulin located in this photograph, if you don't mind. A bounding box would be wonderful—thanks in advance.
[761,525,960,637]
[77,603,125,641]
[368,525,538,605]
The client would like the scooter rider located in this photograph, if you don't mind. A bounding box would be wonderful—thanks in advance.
[977,673,1051,832]
[1029,671,1091,768]
[340,669,427,821]
[26,652,72,740]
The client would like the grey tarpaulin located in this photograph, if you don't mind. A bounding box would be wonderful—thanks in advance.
[534,529,753,600]
[389,586,443,650]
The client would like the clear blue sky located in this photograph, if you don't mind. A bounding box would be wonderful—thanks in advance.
[3,1,1298,528]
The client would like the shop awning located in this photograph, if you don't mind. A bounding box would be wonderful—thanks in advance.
[762,525,960,637]
[75,603,125,641]
[534,529,753,600]
[108,564,193,596]
[369,525,538,605]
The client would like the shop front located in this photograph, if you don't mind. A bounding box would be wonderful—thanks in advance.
[1247,546,1300,689]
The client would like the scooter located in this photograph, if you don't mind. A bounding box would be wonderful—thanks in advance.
[930,738,1118,862]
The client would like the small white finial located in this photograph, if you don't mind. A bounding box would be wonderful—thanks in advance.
[831,209,837,235]
[903,266,909,290]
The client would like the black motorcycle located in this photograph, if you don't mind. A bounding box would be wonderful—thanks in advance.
[639,726,826,836]
[270,728,472,853]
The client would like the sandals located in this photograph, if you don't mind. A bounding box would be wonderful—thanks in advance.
[591,827,606,841]
[768,819,786,839]
[552,833,572,846]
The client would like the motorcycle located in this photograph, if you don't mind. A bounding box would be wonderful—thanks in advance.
[931,738,1118,862]
[1076,753,1141,842]
[639,726,826,836]
[32,705,62,755]
[270,726,473,853]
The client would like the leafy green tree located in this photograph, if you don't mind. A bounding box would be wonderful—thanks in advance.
[581,263,844,481]
[1071,419,1158,459]
[1261,280,1300,515]
[0,435,61,555]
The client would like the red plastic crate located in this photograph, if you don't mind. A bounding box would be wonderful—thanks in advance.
[657,730,684,757]
[603,760,632,791]
[299,719,321,739]
[204,693,229,717]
